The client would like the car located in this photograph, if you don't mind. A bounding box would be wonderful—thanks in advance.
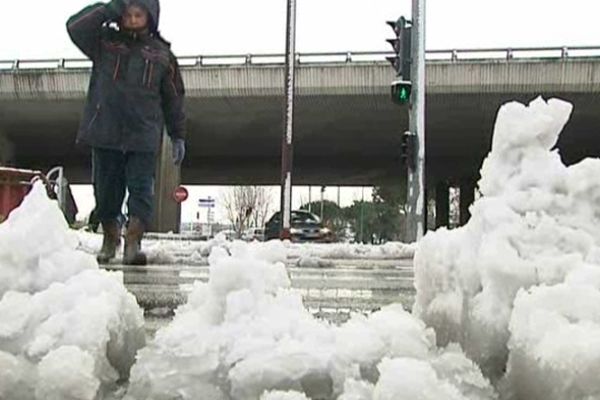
[264,210,334,242]
[242,227,265,242]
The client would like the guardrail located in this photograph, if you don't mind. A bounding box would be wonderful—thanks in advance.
[1,46,600,71]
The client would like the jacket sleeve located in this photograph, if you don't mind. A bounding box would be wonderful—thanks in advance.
[161,54,186,141]
[66,1,126,60]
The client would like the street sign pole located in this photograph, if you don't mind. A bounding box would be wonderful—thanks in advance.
[198,197,216,238]
[280,0,297,240]
[406,0,426,242]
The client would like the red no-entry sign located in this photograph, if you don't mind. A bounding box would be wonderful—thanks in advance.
[173,186,189,203]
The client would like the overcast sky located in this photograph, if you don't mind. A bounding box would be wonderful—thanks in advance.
[5,0,599,225]
[1,0,598,60]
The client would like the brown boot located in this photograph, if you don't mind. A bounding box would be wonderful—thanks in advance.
[97,220,121,264]
[123,217,147,266]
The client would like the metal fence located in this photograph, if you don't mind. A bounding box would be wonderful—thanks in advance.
[1,46,600,71]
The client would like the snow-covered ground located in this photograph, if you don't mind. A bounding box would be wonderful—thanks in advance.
[76,231,416,267]
[2,96,599,399]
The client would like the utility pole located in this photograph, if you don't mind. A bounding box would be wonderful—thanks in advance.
[279,0,297,240]
[406,0,426,241]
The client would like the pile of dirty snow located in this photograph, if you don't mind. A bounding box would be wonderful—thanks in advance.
[414,97,600,398]
[0,183,145,400]
[284,241,416,260]
[76,230,415,267]
[125,240,494,400]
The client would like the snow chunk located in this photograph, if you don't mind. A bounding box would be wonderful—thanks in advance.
[374,358,465,400]
[0,182,96,296]
[504,282,600,399]
[0,271,145,398]
[338,378,374,400]
[373,348,497,400]
[35,346,100,400]
[478,97,573,197]
[0,351,35,399]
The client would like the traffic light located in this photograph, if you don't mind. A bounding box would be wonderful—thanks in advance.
[391,79,412,105]
[401,131,417,171]
[386,17,412,79]
[387,16,412,105]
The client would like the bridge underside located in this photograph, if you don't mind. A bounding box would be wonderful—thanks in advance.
[2,91,598,187]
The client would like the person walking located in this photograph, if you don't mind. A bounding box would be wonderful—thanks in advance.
[67,0,186,265]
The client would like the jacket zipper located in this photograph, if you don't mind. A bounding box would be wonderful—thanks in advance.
[147,62,154,87]
[169,64,179,95]
[87,104,100,131]
[112,54,121,81]
[142,59,150,86]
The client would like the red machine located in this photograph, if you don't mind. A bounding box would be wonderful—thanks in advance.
[0,167,70,223]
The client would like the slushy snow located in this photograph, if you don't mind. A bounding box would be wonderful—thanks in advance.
[125,240,494,400]
[76,230,415,267]
[0,183,146,399]
[414,97,600,399]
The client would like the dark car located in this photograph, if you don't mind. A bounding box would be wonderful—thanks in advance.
[264,210,334,242]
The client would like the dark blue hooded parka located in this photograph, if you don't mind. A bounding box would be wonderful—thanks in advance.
[67,0,186,153]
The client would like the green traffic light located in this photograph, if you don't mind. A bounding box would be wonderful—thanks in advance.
[399,87,409,102]
[391,80,411,105]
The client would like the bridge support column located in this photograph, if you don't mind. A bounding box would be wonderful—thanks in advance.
[0,132,15,166]
[459,179,476,226]
[150,134,181,233]
[435,181,450,229]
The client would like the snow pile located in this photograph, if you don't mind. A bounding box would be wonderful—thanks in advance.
[0,183,96,296]
[414,97,600,397]
[77,229,414,267]
[284,242,416,260]
[77,231,415,268]
[126,241,494,400]
[0,183,145,399]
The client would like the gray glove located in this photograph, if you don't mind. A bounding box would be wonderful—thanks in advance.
[172,138,185,166]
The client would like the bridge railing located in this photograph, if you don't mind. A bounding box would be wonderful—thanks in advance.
[1,46,600,71]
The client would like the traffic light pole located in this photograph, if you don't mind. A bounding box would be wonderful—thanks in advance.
[280,0,297,240]
[406,0,426,242]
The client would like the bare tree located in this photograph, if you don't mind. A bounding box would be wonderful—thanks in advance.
[221,186,274,237]
[254,187,274,228]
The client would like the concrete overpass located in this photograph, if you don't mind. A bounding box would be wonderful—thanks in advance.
[1,47,600,230]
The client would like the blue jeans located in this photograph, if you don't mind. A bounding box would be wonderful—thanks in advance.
[92,148,156,229]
